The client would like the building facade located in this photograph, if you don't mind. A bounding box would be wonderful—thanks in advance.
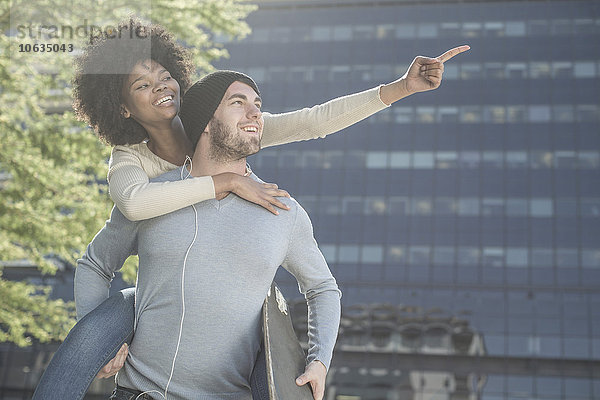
[213,0,600,398]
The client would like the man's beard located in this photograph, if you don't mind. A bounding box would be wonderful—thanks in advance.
[207,117,261,162]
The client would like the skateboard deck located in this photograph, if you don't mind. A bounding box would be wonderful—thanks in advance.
[262,283,314,400]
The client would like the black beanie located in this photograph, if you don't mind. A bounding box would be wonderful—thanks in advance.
[179,70,260,147]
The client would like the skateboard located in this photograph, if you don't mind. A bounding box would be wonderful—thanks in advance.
[262,283,314,400]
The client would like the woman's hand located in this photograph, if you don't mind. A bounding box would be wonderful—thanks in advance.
[96,343,128,379]
[380,45,471,105]
[213,173,291,215]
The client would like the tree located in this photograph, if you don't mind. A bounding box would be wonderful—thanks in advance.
[0,0,256,346]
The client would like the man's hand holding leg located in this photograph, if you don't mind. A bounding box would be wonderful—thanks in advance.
[96,343,128,379]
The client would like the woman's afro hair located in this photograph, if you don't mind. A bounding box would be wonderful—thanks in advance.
[72,17,194,146]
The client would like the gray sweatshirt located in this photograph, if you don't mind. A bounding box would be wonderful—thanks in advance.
[75,168,341,400]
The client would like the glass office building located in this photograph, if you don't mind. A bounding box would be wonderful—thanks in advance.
[213,0,600,398]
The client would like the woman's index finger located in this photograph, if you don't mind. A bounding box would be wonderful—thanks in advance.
[437,45,471,62]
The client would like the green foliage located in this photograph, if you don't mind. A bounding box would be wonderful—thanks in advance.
[0,0,255,346]
[0,279,76,346]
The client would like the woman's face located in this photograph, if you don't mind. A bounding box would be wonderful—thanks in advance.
[121,59,181,127]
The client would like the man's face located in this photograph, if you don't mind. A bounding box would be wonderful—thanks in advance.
[207,81,263,162]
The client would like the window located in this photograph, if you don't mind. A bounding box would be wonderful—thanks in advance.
[529,105,551,122]
[366,151,388,168]
[556,248,578,268]
[354,25,375,40]
[409,246,430,266]
[530,151,553,169]
[342,197,362,215]
[278,151,299,168]
[352,65,372,82]
[390,151,411,168]
[581,199,600,217]
[320,245,337,263]
[506,248,528,267]
[507,105,527,122]
[376,24,395,39]
[433,246,455,266]
[311,26,331,41]
[394,107,414,124]
[461,63,483,79]
[530,199,553,217]
[387,245,406,263]
[247,67,266,83]
[505,21,526,36]
[506,151,528,168]
[482,152,504,168]
[339,245,360,263]
[319,196,339,215]
[365,197,387,216]
[395,24,416,38]
[440,22,460,36]
[372,65,392,81]
[483,247,504,268]
[555,151,577,168]
[361,245,384,264]
[462,22,482,38]
[435,152,458,169]
[506,198,528,216]
[412,198,432,215]
[574,18,596,34]
[271,27,291,43]
[458,247,480,266]
[460,152,481,168]
[552,61,573,78]
[553,105,574,122]
[417,23,437,38]
[389,197,409,215]
[556,198,578,217]
[333,26,352,41]
[484,63,505,79]
[531,248,553,268]
[506,63,527,79]
[250,28,269,43]
[413,152,434,168]
[444,64,459,79]
[482,198,504,216]
[331,65,351,82]
[552,19,572,35]
[577,105,600,122]
[458,198,480,216]
[484,22,504,37]
[302,151,322,168]
[268,67,287,82]
[529,20,550,36]
[582,250,600,268]
[438,107,459,123]
[460,106,482,124]
[579,152,600,169]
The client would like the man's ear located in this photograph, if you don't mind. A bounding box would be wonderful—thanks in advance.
[121,105,131,119]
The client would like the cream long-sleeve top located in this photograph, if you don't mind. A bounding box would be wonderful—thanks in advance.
[108,86,389,221]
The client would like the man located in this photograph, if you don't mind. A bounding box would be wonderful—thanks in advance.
[76,71,342,400]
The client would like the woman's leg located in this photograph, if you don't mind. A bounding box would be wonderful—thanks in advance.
[32,287,136,400]
[250,342,269,400]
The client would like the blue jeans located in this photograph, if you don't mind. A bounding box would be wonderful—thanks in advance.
[32,288,136,400]
[32,288,269,400]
